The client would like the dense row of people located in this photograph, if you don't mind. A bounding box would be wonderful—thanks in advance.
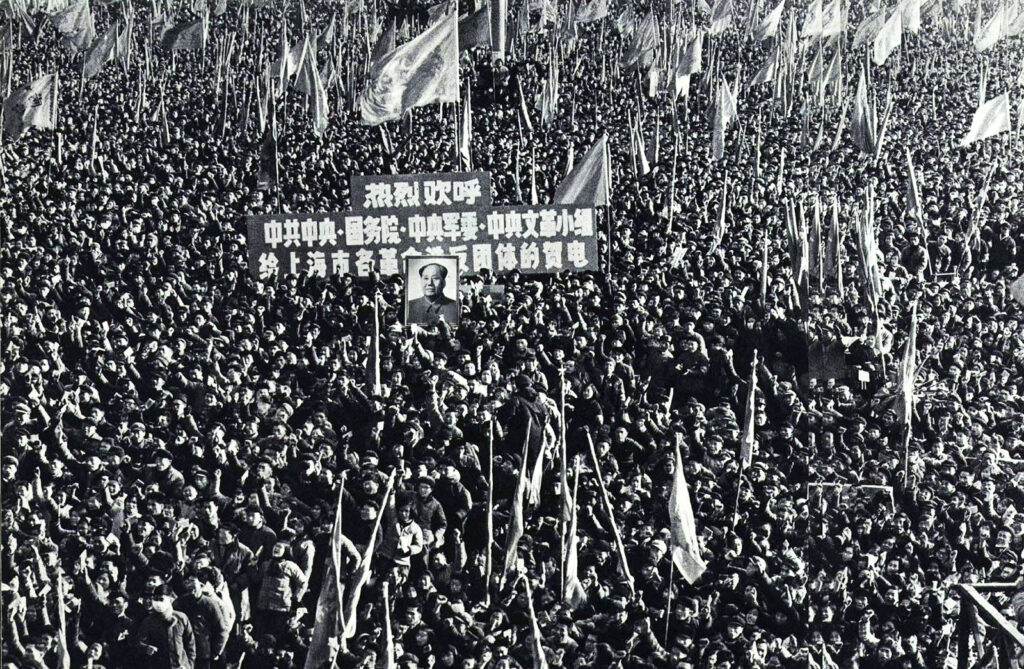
[2,0,1023,666]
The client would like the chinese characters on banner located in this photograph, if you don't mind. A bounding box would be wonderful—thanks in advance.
[246,206,600,280]
[350,172,492,210]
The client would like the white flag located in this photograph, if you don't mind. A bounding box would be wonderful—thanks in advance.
[960,93,1012,146]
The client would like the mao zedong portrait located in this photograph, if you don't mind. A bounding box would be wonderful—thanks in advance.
[406,261,460,325]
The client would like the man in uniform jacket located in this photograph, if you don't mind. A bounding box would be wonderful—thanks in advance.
[407,263,459,325]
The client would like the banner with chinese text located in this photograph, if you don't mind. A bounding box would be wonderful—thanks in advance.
[350,172,492,210]
[246,205,599,280]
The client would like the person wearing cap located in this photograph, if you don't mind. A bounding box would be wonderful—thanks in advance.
[254,540,307,640]
[174,573,230,669]
[137,590,196,669]
[414,476,447,549]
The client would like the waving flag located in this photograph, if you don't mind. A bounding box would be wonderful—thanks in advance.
[553,134,611,205]
[753,0,785,39]
[751,47,778,85]
[821,0,844,35]
[3,73,58,140]
[51,0,95,51]
[974,4,1007,50]
[901,0,921,33]
[850,70,877,153]
[960,93,1011,146]
[83,22,118,79]
[563,459,587,609]
[669,445,707,584]
[897,303,918,426]
[310,47,329,137]
[802,0,824,36]
[304,481,352,669]
[360,9,458,125]
[459,4,491,50]
[620,11,659,69]
[853,10,887,48]
[499,416,532,590]
[524,579,550,669]
[576,0,609,23]
[341,471,396,640]
[711,78,738,160]
[873,9,901,65]
[679,30,704,74]
[293,35,317,94]
[739,352,758,469]
[905,149,922,221]
[161,17,205,51]
[709,0,734,34]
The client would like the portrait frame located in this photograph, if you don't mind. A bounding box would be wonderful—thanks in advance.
[404,256,461,327]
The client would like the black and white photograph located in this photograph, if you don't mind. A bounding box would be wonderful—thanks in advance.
[404,256,462,326]
[2,0,1024,666]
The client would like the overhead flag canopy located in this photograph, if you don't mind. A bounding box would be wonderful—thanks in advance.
[3,73,59,141]
[960,93,1012,146]
[360,9,459,125]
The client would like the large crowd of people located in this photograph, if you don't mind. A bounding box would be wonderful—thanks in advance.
[2,0,1024,666]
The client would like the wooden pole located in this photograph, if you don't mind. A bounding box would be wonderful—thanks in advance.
[586,431,635,595]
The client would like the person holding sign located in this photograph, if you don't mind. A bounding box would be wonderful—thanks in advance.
[405,258,460,326]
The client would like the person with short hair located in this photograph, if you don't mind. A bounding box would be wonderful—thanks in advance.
[137,592,196,669]
[407,263,459,325]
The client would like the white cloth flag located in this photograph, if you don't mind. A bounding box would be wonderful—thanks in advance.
[960,93,1012,146]
[802,0,824,36]
[753,0,785,39]
[668,445,707,584]
[974,4,1007,51]
[1010,276,1024,306]
[901,0,921,33]
[873,9,901,65]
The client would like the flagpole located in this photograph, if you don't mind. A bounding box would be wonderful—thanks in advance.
[558,367,568,602]
[586,430,634,595]
[485,419,494,607]
[663,559,674,647]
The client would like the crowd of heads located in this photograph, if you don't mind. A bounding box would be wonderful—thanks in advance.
[2,0,1024,667]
